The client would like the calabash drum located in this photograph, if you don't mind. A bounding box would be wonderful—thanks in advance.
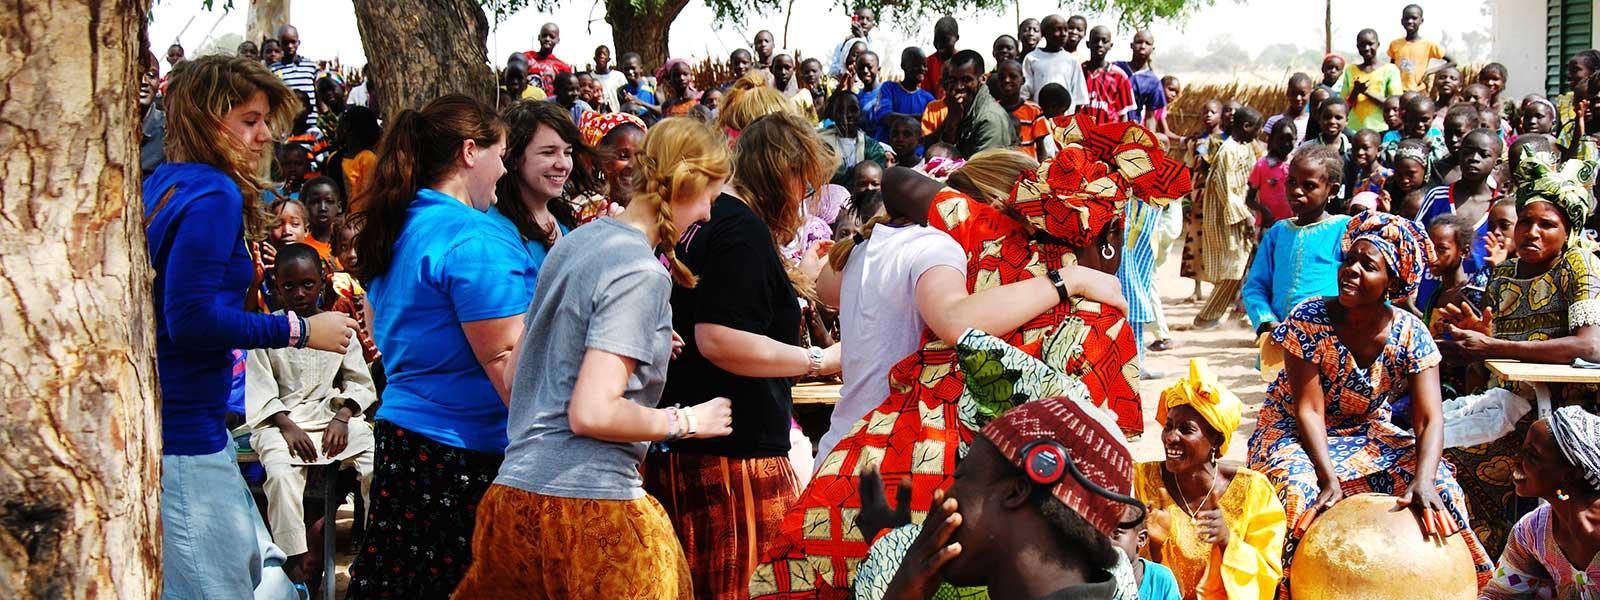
[1289,493,1478,600]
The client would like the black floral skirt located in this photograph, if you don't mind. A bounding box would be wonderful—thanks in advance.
[345,420,502,599]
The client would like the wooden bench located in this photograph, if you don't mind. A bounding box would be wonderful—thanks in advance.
[1484,359,1600,420]
[792,382,841,406]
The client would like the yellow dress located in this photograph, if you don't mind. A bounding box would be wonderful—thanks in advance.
[1133,461,1286,600]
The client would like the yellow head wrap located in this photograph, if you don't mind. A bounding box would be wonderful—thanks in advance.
[1156,359,1243,456]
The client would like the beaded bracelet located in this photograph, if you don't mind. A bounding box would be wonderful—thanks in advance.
[664,407,680,441]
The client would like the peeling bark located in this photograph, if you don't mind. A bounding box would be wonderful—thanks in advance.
[352,0,496,120]
[246,0,293,47]
[0,0,162,598]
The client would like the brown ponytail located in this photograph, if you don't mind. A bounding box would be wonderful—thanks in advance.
[348,94,505,281]
[632,118,732,287]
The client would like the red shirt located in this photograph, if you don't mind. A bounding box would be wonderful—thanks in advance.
[922,51,950,99]
[1079,63,1135,125]
[522,51,573,95]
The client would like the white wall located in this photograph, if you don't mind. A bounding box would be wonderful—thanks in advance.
[1491,0,1553,99]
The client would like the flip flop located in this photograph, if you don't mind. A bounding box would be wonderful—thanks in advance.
[1147,339,1176,352]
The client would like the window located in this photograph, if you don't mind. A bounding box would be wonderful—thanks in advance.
[1548,0,1594,95]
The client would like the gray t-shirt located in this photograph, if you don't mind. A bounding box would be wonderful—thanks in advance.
[497,217,674,500]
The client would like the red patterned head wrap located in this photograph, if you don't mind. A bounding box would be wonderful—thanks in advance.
[579,111,647,148]
[980,396,1136,539]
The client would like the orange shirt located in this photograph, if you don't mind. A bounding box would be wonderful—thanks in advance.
[1386,37,1445,92]
[920,99,949,137]
[1010,101,1049,158]
[342,150,377,212]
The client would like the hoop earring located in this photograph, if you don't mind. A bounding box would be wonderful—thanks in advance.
[1101,244,1116,260]
[1557,488,1572,502]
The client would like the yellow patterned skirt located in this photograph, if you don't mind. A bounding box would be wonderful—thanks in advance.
[452,484,691,599]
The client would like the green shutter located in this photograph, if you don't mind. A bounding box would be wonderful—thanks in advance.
[1549,0,1595,95]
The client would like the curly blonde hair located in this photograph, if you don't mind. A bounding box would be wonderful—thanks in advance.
[633,118,733,287]
[164,54,302,240]
[718,71,796,133]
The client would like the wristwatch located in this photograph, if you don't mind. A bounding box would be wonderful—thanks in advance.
[805,346,825,377]
[1045,268,1071,303]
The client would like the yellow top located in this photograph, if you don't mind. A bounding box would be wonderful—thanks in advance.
[1133,461,1286,600]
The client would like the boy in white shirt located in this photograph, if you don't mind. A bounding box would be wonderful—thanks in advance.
[1023,14,1089,111]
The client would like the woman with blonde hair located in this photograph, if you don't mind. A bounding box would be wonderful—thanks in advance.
[717,72,796,136]
[453,118,734,598]
[645,111,841,599]
[343,94,533,597]
[144,54,357,597]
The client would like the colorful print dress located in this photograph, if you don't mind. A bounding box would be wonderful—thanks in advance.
[1447,248,1600,556]
[746,189,1142,599]
[1244,297,1494,587]
[1480,504,1600,599]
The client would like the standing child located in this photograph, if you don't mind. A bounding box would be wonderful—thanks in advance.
[1299,95,1352,159]
[1022,14,1089,111]
[1018,18,1042,57]
[1342,28,1403,134]
[1387,4,1456,93]
[1034,82,1074,159]
[1477,62,1513,124]
[1265,73,1314,146]
[617,52,661,122]
[1242,146,1353,335]
[1431,65,1464,108]
[1116,31,1170,135]
[245,243,377,582]
[1180,99,1227,303]
[988,60,1049,157]
[1432,104,1483,185]
[1385,138,1434,220]
[1382,96,1406,142]
[922,17,959,99]
[299,176,340,261]
[1250,119,1298,228]
[1383,95,1447,181]
[1079,26,1137,125]
[1422,213,1486,338]
[271,143,312,201]
[869,47,935,140]
[1344,129,1392,209]
[1196,106,1263,328]
[820,92,892,184]
[1319,53,1345,92]
[883,114,924,168]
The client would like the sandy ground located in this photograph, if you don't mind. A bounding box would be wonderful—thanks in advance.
[1127,252,1269,464]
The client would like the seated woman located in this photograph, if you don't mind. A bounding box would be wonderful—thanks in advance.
[1434,151,1600,557]
[1479,406,1600,599]
[1135,359,1286,600]
[749,116,1190,599]
[1246,211,1494,592]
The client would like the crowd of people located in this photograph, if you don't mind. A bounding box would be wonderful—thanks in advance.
[137,3,1600,599]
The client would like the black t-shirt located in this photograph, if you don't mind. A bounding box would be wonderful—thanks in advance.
[662,194,801,458]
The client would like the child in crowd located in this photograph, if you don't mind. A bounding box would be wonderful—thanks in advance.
[1022,14,1088,109]
[1300,87,1333,143]
[1420,128,1502,234]
[870,47,935,140]
[1384,95,1447,181]
[1195,106,1263,329]
[1243,145,1353,335]
[1477,62,1512,119]
[577,72,604,112]
[1386,139,1433,220]
[1319,53,1344,92]
[300,176,340,261]
[820,92,891,185]
[1388,3,1455,92]
[245,243,377,582]
[328,105,381,211]
[1018,18,1041,56]
[1179,99,1227,303]
[799,58,830,117]
[1249,119,1297,227]
[1423,213,1486,340]
[269,198,310,249]
[1460,83,1491,109]
[1433,104,1483,185]
[1382,96,1405,142]
[883,114,923,168]
[1342,28,1403,134]
[988,59,1049,157]
[1035,82,1074,158]
[271,143,312,201]
[592,45,627,112]
[1111,506,1181,600]
[1344,129,1391,208]
[923,17,959,98]
[1519,95,1558,136]
[991,34,1020,67]
[617,52,661,121]
[1299,95,1351,157]
[851,160,883,195]
[551,72,593,124]
[1079,26,1136,125]
[1432,65,1463,108]
[1264,73,1313,146]
[855,51,883,134]
[327,218,380,366]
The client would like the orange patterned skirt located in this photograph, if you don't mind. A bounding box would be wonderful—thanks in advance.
[644,452,802,600]
[451,484,691,600]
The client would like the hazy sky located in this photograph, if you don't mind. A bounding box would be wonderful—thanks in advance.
[150,0,1491,74]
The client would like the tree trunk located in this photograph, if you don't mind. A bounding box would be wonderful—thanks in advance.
[246,0,292,47]
[606,0,692,71]
[351,0,495,121]
[0,0,163,598]
[1324,0,1332,54]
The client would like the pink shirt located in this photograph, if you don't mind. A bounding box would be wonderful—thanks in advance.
[1249,156,1292,222]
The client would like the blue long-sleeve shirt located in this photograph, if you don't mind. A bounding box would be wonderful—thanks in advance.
[1242,215,1351,330]
[145,163,289,455]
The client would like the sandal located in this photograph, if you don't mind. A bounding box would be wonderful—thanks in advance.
[1147,339,1176,352]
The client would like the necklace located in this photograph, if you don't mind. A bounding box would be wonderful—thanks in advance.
[1169,464,1217,517]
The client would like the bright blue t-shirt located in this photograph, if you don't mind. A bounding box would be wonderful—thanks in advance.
[367,188,537,453]
[870,82,936,141]
[1138,558,1182,600]
[485,204,570,273]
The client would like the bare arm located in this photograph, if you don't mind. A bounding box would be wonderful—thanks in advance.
[1408,366,1445,487]
[1444,323,1600,364]
[461,315,525,405]
[697,323,841,378]
[568,348,732,442]
[915,265,1126,345]
[817,261,844,308]
[1285,352,1343,516]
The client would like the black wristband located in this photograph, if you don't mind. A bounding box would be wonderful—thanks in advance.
[1045,268,1070,303]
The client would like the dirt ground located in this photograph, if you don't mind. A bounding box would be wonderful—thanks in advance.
[1127,252,1269,464]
